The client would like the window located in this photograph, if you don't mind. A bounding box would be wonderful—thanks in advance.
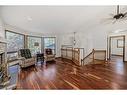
[27,36,42,55]
[117,39,123,48]
[6,30,25,61]
[44,37,56,54]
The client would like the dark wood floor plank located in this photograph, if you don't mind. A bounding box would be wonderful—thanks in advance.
[17,56,127,89]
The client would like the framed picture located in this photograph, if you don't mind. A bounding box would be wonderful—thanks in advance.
[117,39,123,48]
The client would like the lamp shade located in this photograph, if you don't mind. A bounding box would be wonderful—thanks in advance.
[34,42,39,46]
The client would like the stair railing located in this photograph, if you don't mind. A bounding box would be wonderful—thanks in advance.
[81,49,106,65]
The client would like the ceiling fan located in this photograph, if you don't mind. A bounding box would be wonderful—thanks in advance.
[102,5,127,24]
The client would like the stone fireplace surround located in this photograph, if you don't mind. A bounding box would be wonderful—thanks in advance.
[0,41,10,88]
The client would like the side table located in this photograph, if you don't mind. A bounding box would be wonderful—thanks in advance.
[36,53,44,62]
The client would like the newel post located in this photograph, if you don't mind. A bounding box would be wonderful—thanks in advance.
[92,49,95,64]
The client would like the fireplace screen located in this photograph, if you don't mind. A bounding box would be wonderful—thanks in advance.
[0,53,5,64]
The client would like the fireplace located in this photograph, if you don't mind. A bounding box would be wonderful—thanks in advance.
[0,52,5,83]
[0,52,5,64]
[0,42,9,86]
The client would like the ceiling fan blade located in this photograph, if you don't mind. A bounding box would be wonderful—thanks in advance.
[122,15,127,18]
[112,19,117,24]
[120,16,127,21]
[102,18,114,21]
[100,18,114,24]
[124,12,127,15]
[125,14,127,17]
[101,18,113,23]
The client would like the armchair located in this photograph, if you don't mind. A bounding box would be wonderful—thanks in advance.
[44,48,55,62]
[18,49,36,68]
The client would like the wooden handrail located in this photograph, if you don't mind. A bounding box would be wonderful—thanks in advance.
[81,51,93,61]
[94,50,106,52]
[61,48,72,51]
[61,47,84,66]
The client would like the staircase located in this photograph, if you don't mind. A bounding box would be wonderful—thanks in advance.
[81,49,106,65]
[61,45,84,66]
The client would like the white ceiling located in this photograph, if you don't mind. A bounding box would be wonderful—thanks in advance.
[0,6,125,34]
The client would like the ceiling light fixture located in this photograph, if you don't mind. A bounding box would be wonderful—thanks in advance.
[113,30,120,33]
[27,16,32,21]
[73,32,76,46]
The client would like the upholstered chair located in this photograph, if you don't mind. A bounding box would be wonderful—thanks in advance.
[44,48,55,62]
[18,49,36,68]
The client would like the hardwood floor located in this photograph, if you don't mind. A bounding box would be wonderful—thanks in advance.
[16,57,127,89]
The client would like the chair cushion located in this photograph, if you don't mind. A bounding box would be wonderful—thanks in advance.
[46,55,55,58]
[45,48,53,55]
[20,49,32,59]
[25,57,35,63]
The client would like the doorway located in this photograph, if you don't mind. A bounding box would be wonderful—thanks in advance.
[109,35,125,62]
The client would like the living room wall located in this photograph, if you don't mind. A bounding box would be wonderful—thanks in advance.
[0,18,5,38]
[87,20,127,61]
[57,31,93,57]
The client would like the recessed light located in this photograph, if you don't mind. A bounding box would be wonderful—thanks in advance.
[113,29,123,33]
[27,16,32,21]
[114,30,119,33]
